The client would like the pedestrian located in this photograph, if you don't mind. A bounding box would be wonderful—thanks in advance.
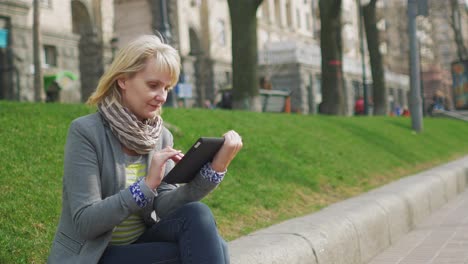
[259,76,273,90]
[354,96,365,115]
[394,105,402,116]
[47,35,242,264]
[402,107,410,117]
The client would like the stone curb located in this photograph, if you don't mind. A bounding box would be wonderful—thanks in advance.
[228,156,468,264]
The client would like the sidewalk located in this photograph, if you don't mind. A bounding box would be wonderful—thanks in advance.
[368,189,468,264]
[228,156,468,264]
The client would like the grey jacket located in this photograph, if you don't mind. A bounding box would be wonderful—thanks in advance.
[47,113,218,264]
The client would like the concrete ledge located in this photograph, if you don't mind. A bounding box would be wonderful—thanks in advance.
[228,233,317,264]
[229,156,468,264]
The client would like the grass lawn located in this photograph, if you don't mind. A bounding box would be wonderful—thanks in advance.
[1,101,468,263]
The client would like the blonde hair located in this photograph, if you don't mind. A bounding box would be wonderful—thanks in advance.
[87,35,181,106]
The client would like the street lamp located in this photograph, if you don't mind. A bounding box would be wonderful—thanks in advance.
[110,37,118,62]
[407,0,427,132]
[158,0,176,107]
[357,0,369,115]
[159,0,172,43]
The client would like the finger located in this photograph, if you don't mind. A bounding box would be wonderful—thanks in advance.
[229,130,241,140]
[158,146,176,153]
[224,131,238,142]
[229,132,242,145]
[231,131,241,141]
[223,130,235,137]
[173,152,184,160]
[159,149,182,160]
[170,154,183,163]
[160,147,182,154]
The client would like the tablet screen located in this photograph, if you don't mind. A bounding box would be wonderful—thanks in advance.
[163,137,224,184]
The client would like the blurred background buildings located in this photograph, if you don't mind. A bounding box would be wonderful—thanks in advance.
[0,0,466,115]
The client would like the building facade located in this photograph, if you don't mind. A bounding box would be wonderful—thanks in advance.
[114,0,232,108]
[257,0,409,114]
[2,0,421,115]
[424,0,468,111]
[114,0,410,114]
[0,0,114,103]
[380,0,468,112]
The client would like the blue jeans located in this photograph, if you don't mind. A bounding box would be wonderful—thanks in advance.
[99,202,229,264]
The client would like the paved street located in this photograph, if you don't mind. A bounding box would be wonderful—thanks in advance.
[368,189,468,264]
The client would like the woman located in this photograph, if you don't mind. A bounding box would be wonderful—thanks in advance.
[48,35,242,264]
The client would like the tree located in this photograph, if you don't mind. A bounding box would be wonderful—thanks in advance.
[450,0,468,61]
[430,0,468,62]
[319,0,345,115]
[33,0,44,102]
[227,0,263,110]
[362,0,387,115]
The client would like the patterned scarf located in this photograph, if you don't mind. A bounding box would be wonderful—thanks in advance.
[98,97,163,154]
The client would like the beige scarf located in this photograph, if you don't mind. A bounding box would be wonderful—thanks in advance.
[98,97,163,154]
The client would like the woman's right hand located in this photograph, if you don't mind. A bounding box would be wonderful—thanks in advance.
[146,146,183,190]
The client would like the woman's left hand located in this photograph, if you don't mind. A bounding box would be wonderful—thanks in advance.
[211,130,243,172]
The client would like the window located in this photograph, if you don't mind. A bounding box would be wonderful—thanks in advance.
[40,0,52,8]
[225,71,231,84]
[398,88,404,107]
[43,45,57,67]
[306,13,311,31]
[0,18,8,48]
[315,74,322,97]
[296,9,301,29]
[190,0,201,7]
[275,0,282,26]
[388,88,395,110]
[379,42,388,55]
[262,1,270,22]
[311,0,319,38]
[216,19,226,46]
[286,2,292,27]
[353,80,361,99]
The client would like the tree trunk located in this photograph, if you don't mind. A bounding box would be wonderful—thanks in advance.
[319,0,345,115]
[33,0,44,102]
[79,33,103,102]
[450,0,468,61]
[363,0,387,115]
[227,0,263,111]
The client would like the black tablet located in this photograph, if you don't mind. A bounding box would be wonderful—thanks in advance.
[163,137,225,184]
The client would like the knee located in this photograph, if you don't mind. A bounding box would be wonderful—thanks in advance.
[220,238,229,254]
[182,202,212,215]
[181,202,215,225]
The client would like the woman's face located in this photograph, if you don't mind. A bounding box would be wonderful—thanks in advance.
[118,57,172,121]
